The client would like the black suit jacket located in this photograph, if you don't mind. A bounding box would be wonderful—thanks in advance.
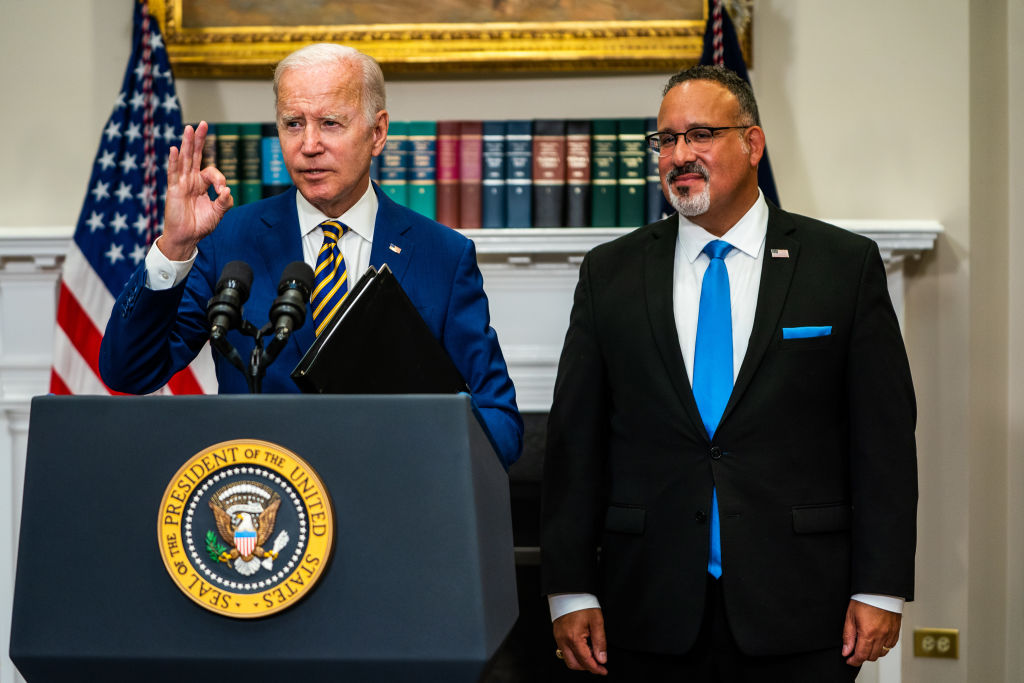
[540,204,917,656]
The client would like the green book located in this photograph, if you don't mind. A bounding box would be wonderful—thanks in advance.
[590,119,618,227]
[407,121,437,219]
[380,121,409,207]
[616,118,646,228]
[238,123,263,205]
[215,123,241,202]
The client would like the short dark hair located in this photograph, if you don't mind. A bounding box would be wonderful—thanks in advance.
[662,65,761,127]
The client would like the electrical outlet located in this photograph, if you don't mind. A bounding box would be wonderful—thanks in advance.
[913,628,959,659]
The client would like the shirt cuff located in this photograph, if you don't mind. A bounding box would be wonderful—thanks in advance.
[145,237,197,290]
[548,593,601,622]
[851,593,905,614]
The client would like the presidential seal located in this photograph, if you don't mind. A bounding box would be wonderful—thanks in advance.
[158,439,334,618]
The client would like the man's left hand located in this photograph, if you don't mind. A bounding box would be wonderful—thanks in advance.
[841,599,902,666]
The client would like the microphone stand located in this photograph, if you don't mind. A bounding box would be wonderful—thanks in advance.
[210,320,262,394]
[248,322,293,395]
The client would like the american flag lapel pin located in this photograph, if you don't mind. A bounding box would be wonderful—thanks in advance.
[389,243,402,254]
[770,248,790,259]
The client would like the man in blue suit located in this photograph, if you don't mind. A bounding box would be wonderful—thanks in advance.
[99,43,522,468]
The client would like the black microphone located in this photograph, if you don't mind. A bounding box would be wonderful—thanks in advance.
[207,260,253,340]
[269,261,314,337]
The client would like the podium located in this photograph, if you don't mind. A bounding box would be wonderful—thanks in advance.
[10,395,518,682]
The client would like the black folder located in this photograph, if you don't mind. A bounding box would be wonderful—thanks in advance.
[291,264,470,395]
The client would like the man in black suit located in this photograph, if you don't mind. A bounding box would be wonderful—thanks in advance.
[540,65,917,681]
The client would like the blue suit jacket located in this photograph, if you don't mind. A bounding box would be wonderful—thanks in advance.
[99,184,523,467]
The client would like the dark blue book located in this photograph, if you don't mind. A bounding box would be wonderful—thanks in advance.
[505,120,532,228]
[482,121,507,228]
[260,123,290,198]
[644,117,671,223]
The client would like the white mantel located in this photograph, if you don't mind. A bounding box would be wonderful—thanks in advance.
[0,220,940,683]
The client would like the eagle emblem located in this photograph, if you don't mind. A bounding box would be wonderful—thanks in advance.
[208,481,290,576]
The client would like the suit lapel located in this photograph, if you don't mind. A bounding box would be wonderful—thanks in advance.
[368,183,415,283]
[643,218,708,439]
[253,188,314,355]
[721,206,799,423]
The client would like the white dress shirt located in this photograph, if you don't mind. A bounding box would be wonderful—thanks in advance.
[549,190,903,621]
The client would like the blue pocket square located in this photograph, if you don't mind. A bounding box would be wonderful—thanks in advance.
[782,326,832,339]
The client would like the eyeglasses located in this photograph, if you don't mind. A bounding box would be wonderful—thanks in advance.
[645,126,751,156]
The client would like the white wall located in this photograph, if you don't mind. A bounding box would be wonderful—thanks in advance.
[1,1,1021,682]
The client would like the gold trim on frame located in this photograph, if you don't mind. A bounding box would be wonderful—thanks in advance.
[148,0,749,78]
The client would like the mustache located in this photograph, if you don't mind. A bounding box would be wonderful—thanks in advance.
[666,162,709,183]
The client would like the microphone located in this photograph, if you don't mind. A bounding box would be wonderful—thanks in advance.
[207,260,253,340]
[269,261,314,337]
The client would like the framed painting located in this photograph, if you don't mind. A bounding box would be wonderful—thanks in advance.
[148,0,753,78]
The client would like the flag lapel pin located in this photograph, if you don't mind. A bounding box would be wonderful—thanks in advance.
[770,249,790,259]
[389,243,402,254]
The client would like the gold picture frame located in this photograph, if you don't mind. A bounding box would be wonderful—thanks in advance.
[149,0,751,78]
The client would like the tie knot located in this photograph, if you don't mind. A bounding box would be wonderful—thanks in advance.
[703,240,733,261]
[319,220,349,244]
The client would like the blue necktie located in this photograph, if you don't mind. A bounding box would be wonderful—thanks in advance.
[693,240,733,579]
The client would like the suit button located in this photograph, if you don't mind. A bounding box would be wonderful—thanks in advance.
[710,446,723,460]
[695,511,707,524]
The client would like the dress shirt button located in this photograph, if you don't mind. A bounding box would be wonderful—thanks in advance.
[695,511,707,524]
[709,446,723,460]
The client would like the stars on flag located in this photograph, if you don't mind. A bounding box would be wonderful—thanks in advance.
[86,211,105,232]
[90,180,111,202]
[70,20,183,297]
[119,153,138,173]
[133,213,149,235]
[103,120,122,142]
[129,90,147,111]
[105,243,125,265]
[160,93,180,114]
[97,150,117,171]
[125,122,143,143]
[115,182,134,203]
[130,243,148,265]
[110,212,129,233]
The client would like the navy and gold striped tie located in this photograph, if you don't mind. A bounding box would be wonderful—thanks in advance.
[310,219,350,337]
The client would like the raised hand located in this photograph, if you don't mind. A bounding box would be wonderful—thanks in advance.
[159,121,233,261]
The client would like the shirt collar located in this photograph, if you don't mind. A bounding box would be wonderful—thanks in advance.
[296,181,378,243]
[677,188,768,263]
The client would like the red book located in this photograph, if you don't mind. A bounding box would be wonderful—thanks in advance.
[436,121,461,229]
[458,121,483,229]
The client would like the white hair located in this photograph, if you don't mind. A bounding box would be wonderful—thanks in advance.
[273,43,386,125]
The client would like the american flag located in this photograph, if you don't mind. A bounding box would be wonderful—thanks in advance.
[700,0,781,208]
[50,0,214,395]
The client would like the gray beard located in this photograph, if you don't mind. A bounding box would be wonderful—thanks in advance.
[668,182,711,216]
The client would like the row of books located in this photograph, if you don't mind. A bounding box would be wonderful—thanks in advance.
[199,119,672,229]
[197,123,292,205]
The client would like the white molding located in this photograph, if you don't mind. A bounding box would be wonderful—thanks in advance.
[461,220,943,262]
